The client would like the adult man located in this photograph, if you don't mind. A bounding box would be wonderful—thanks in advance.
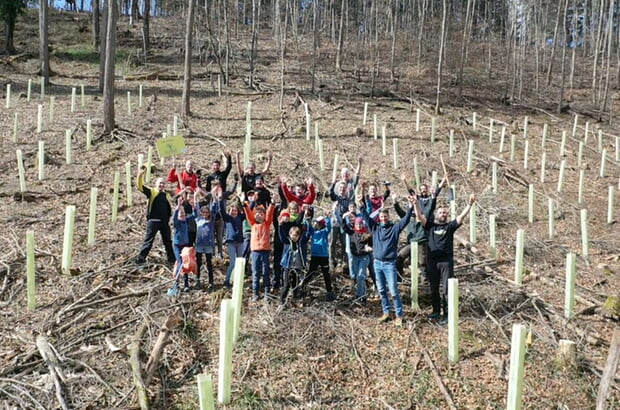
[204,150,233,192]
[237,151,272,195]
[136,167,176,265]
[361,190,417,327]
[395,175,446,281]
[417,194,476,325]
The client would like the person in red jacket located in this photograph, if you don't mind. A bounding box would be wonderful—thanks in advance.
[167,160,198,194]
[278,176,316,207]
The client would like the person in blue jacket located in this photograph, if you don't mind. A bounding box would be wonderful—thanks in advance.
[361,189,418,328]
[221,202,246,288]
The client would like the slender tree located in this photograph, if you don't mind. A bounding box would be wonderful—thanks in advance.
[0,0,26,54]
[92,0,100,49]
[335,0,345,70]
[142,0,150,63]
[435,0,447,114]
[181,0,196,117]
[39,0,50,82]
[103,0,117,133]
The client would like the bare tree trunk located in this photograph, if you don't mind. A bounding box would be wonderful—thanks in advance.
[311,0,318,93]
[591,0,605,104]
[389,0,397,83]
[130,0,139,25]
[142,0,150,63]
[39,0,50,82]
[279,0,288,110]
[557,0,569,113]
[457,0,475,99]
[92,0,100,49]
[103,0,117,133]
[600,0,614,118]
[335,0,345,70]
[545,4,561,86]
[249,0,261,89]
[435,0,447,114]
[181,0,196,117]
[99,0,108,92]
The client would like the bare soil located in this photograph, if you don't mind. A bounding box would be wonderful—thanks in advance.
[0,9,618,409]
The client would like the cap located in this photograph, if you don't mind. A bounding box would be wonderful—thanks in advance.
[280,211,291,218]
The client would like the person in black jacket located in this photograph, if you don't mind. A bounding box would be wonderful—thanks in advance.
[395,174,446,281]
[135,167,175,265]
[416,194,476,325]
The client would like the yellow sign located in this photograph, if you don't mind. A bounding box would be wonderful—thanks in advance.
[155,135,187,158]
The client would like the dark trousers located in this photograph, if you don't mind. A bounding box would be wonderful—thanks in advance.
[138,220,175,263]
[427,258,453,315]
[329,226,347,269]
[196,252,213,284]
[273,235,283,288]
[280,268,303,303]
[303,256,332,293]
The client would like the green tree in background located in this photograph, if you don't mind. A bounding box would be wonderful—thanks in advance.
[0,0,26,54]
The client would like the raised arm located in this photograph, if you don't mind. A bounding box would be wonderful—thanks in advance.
[456,194,477,225]
[236,150,244,177]
[262,151,273,174]
[400,172,414,195]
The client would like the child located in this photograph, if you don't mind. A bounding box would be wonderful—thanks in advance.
[172,192,196,291]
[222,202,245,288]
[194,189,218,290]
[342,216,373,302]
[243,201,275,301]
[302,216,335,301]
[279,222,313,304]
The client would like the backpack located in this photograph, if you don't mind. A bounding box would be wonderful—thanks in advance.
[174,247,197,276]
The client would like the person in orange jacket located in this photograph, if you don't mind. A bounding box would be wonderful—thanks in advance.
[243,199,275,301]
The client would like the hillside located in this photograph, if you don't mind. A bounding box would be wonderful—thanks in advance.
[0,8,619,409]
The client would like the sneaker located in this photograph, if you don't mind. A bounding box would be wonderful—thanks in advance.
[325,292,336,302]
[207,283,215,291]
[182,286,191,293]
[251,294,259,302]
[135,257,146,265]
[439,315,448,326]
[378,313,391,323]
[394,317,404,327]
[427,311,440,320]
[194,281,202,290]
[223,281,232,288]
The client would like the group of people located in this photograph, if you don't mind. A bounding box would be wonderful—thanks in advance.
[134,150,476,326]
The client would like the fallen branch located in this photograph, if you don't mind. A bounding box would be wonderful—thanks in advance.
[412,332,457,409]
[36,335,69,410]
[596,329,620,410]
[144,313,181,386]
[129,321,150,410]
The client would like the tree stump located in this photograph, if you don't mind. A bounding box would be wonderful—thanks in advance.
[554,339,577,370]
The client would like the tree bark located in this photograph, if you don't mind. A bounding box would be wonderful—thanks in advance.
[99,0,108,91]
[92,0,100,49]
[142,0,150,63]
[435,0,447,114]
[4,18,17,54]
[39,0,50,82]
[181,0,196,117]
[335,0,345,70]
[103,0,117,133]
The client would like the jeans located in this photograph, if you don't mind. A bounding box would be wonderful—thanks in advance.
[351,254,370,299]
[329,225,346,269]
[225,242,245,284]
[138,220,175,263]
[215,218,224,256]
[251,250,270,295]
[374,259,403,317]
